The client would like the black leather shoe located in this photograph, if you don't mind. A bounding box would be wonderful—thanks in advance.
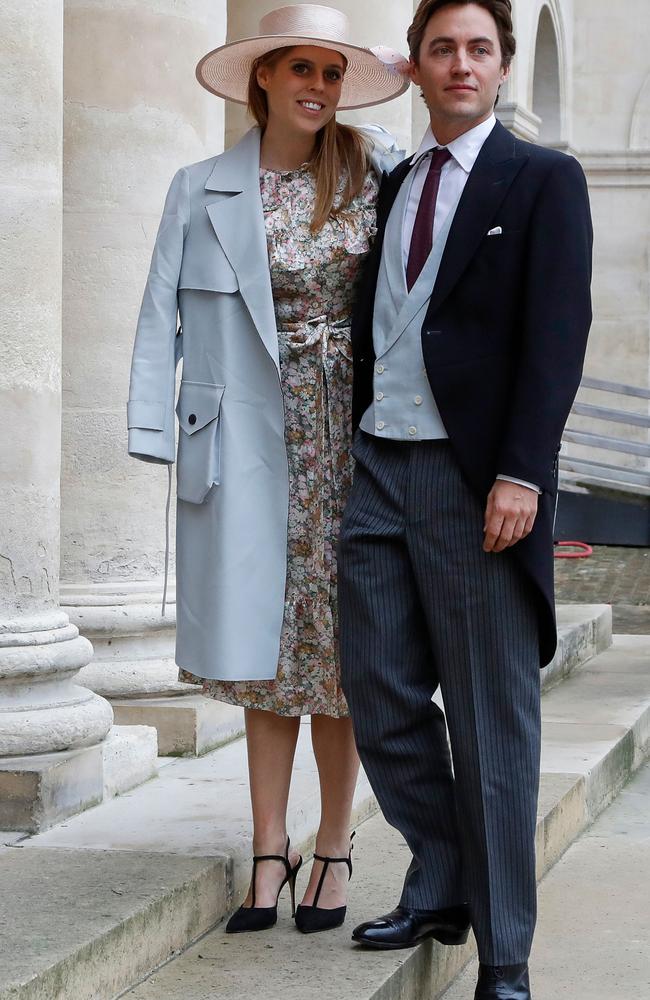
[351,904,470,950]
[474,963,531,999]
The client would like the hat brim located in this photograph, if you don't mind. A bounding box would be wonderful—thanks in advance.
[196,34,410,111]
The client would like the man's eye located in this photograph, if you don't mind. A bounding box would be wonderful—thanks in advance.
[474,47,489,56]
[434,47,452,56]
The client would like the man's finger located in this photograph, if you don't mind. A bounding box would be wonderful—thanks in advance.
[492,519,516,552]
[483,497,495,534]
[506,516,529,547]
[483,513,505,552]
[523,512,537,537]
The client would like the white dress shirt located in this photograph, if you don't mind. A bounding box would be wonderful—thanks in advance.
[400,114,541,494]
[402,114,497,265]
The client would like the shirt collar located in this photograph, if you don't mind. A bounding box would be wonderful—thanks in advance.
[411,114,497,173]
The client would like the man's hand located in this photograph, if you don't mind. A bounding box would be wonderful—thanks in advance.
[483,481,539,553]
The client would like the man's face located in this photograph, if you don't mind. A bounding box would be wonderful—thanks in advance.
[410,3,509,133]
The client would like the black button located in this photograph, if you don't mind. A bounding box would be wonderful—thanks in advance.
[188,413,197,425]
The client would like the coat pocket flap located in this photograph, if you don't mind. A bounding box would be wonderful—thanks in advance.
[127,399,166,430]
[178,257,239,293]
[176,381,225,435]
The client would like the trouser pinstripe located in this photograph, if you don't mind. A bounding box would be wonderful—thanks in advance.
[338,432,541,965]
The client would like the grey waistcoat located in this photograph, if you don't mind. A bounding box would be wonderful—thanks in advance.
[360,166,462,440]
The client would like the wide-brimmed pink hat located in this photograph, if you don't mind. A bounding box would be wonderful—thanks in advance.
[196,4,410,111]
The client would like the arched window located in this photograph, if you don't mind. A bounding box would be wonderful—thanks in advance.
[532,5,562,145]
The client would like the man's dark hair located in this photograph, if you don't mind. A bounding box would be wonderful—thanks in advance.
[408,0,516,68]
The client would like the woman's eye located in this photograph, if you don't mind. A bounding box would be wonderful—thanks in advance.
[326,70,342,81]
[292,63,309,74]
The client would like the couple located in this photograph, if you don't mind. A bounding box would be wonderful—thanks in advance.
[127,2,593,997]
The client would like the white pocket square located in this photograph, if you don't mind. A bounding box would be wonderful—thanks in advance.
[487,226,503,236]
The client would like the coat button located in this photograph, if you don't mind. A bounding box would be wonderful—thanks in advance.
[188,413,197,425]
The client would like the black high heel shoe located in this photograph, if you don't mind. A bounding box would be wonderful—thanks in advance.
[225,836,303,933]
[294,832,355,934]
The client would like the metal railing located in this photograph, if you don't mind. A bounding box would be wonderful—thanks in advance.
[560,376,650,497]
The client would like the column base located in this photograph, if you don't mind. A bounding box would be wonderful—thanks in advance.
[62,582,184,698]
[0,609,114,756]
[62,583,244,756]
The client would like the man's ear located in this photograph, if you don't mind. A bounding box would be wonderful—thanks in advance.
[408,57,420,87]
[500,63,511,86]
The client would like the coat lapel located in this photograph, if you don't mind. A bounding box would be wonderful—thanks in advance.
[204,128,279,370]
[427,121,528,317]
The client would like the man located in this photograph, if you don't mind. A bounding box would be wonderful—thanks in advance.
[338,2,592,998]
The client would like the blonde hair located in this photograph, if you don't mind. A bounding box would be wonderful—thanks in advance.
[248,47,370,233]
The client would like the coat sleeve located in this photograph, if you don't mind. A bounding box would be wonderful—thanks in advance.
[496,155,593,493]
[127,167,190,464]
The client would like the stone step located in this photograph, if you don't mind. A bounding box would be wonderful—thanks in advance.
[120,634,650,1000]
[442,760,650,999]
[0,720,376,1000]
[542,603,612,687]
[110,695,244,757]
[0,607,615,1000]
[0,725,159,835]
[101,726,158,799]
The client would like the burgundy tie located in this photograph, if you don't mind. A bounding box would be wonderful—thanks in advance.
[406,147,452,292]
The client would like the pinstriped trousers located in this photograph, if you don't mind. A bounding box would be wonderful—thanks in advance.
[338,432,541,965]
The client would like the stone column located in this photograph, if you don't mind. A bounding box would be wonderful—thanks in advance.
[58,0,239,756]
[225,0,413,151]
[0,0,114,831]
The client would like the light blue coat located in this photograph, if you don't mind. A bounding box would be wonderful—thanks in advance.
[128,126,403,680]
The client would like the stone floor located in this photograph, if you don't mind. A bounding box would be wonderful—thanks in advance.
[554,545,650,633]
[443,760,650,1000]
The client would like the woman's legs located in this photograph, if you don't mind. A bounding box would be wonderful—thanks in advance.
[242,707,302,908]
[300,714,360,909]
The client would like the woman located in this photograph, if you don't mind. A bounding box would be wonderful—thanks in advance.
[127,4,407,935]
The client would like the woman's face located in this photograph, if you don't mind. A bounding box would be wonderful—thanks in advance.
[256,45,346,138]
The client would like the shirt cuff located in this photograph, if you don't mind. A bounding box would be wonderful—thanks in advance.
[496,475,542,494]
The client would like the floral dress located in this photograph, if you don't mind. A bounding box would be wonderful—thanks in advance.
[191,164,379,717]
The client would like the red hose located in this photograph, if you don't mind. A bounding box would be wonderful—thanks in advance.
[554,541,593,559]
